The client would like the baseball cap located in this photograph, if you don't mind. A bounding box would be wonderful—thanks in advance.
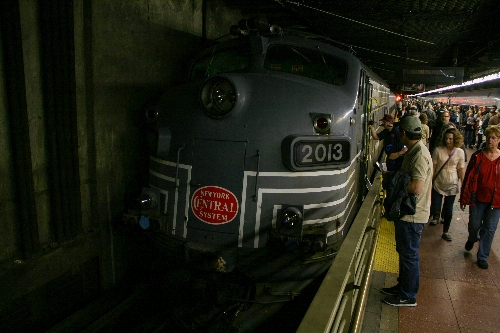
[379,114,394,123]
[409,105,418,110]
[399,115,422,134]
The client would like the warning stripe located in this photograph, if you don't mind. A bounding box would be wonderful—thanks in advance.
[373,218,399,273]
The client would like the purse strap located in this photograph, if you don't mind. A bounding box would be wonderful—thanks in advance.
[433,148,456,182]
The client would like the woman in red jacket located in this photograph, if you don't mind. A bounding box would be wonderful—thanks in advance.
[460,125,500,269]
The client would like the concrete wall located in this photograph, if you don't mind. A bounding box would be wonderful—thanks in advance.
[0,0,242,328]
[0,12,18,260]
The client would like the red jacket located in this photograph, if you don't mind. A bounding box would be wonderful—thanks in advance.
[460,150,500,208]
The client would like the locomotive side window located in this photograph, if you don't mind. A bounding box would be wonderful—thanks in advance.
[190,44,252,80]
[264,45,347,85]
[358,70,366,108]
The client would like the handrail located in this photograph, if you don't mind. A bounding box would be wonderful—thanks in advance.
[351,222,380,333]
[296,174,382,333]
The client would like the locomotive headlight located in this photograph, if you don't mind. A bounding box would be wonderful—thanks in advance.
[278,206,304,238]
[201,77,237,118]
[144,106,159,121]
[138,189,158,210]
[281,207,302,228]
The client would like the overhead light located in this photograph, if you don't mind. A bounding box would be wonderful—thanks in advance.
[409,71,500,97]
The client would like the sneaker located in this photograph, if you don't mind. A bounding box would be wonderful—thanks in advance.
[477,260,489,269]
[465,240,474,251]
[381,285,400,296]
[429,218,438,226]
[383,295,417,307]
[441,233,452,241]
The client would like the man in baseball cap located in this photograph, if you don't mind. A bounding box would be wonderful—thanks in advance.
[399,114,422,135]
[380,114,394,123]
[382,114,432,307]
[369,114,407,171]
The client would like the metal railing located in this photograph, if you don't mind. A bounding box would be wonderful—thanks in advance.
[297,174,383,333]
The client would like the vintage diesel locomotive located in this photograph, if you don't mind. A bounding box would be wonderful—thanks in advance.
[125,18,395,331]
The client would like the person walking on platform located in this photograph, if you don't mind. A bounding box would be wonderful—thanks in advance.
[429,110,451,154]
[478,109,497,149]
[460,125,500,269]
[464,110,476,148]
[487,108,500,126]
[429,128,465,242]
[419,113,430,148]
[430,111,467,161]
[476,113,485,149]
[382,115,432,306]
[368,114,407,171]
[423,104,437,134]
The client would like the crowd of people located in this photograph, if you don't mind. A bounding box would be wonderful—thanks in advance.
[398,100,496,151]
[369,100,500,307]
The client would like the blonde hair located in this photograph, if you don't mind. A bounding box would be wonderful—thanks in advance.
[485,125,500,138]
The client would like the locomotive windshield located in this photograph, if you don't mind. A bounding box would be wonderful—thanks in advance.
[190,43,252,80]
[264,44,347,85]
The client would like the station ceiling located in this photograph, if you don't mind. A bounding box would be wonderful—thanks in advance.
[221,0,500,93]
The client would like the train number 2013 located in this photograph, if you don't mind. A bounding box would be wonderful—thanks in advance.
[295,140,349,166]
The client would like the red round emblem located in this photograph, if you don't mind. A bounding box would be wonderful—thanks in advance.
[191,186,239,225]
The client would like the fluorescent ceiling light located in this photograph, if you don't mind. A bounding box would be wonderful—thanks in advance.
[409,71,500,97]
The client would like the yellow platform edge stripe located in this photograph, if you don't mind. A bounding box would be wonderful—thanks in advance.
[374,218,399,274]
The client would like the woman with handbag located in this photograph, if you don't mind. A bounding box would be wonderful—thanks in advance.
[460,125,500,269]
[429,128,465,241]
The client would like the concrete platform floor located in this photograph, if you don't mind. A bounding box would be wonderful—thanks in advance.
[362,148,500,333]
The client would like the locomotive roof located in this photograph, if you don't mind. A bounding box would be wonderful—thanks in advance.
[193,33,389,89]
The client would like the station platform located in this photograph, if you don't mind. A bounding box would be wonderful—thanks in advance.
[362,147,500,333]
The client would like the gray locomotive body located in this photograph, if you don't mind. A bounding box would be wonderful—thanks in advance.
[127,27,395,330]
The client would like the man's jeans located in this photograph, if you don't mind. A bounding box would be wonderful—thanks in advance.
[394,220,424,299]
[468,202,500,261]
[430,188,456,232]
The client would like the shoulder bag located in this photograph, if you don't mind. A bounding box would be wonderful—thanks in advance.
[433,148,456,182]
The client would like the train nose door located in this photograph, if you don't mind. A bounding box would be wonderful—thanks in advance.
[187,138,247,245]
